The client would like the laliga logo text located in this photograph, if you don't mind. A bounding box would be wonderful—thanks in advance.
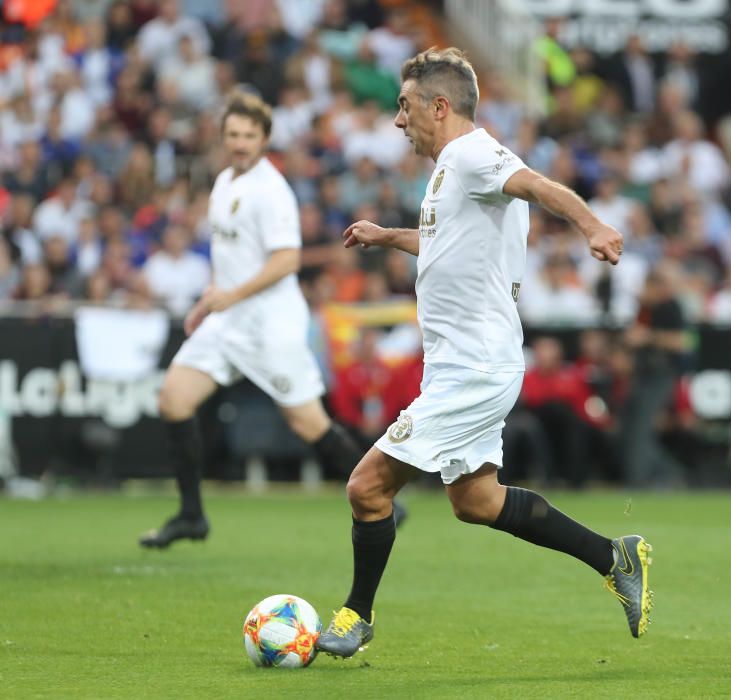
[0,360,164,429]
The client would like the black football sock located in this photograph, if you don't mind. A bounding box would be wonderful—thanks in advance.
[490,487,614,575]
[166,417,204,520]
[343,514,396,620]
[311,422,362,475]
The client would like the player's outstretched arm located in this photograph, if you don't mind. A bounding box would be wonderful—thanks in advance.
[343,220,419,256]
[503,168,624,265]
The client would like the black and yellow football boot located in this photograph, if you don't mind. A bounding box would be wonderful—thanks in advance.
[605,535,653,637]
[316,607,374,657]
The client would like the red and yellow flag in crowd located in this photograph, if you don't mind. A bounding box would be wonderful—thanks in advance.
[322,300,419,369]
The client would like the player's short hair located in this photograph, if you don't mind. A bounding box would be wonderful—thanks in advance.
[401,47,479,121]
[221,90,273,137]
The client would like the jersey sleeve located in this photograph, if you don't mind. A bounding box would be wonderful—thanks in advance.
[456,140,527,201]
[256,182,302,251]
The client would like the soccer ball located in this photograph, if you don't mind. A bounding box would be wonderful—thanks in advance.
[243,594,321,668]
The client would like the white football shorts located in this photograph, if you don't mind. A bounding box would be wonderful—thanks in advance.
[375,363,524,484]
[172,314,325,407]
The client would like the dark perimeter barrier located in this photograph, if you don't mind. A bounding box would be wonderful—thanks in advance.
[1,310,729,483]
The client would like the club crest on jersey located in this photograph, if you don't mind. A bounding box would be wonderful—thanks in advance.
[271,375,292,394]
[387,413,413,443]
[432,168,445,195]
[230,198,240,215]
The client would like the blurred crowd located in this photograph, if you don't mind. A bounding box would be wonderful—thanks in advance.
[0,0,443,315]
[1,1,730,486]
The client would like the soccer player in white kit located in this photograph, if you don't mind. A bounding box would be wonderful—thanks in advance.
[139,91,406,548]
[317,49,653,656]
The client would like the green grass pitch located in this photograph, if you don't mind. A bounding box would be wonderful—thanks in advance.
[2,488,730,699]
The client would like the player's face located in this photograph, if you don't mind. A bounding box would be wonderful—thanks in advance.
[223,114,269,174]
[394,79,435,157]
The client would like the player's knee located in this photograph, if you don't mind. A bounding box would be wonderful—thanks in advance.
[451,496,501,525]
[345,473,368,507]
[451,502,485,524]
[346,473,388,516]
[282,404,329,443]
[158,383,194,421]
[285,412,316,442]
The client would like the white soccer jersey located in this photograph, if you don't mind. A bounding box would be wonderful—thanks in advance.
[416,128,529,372]
[207,157,309,344]
[172,157,324,405]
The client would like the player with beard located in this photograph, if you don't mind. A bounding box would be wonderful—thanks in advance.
[140,91,406,548]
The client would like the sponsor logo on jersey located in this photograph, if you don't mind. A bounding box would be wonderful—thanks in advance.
[491,148,516,175]
[432,168,445,195]
[419,206,437,238]
[212,224,239,240]
[511,282,521,302]
[387,413,413,442]
[231,198,240,215]
[419,206,436,227]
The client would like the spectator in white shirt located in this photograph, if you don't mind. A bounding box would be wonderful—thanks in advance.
[74,215,103,278]
[142,224,210,316]
[579,248,648,324]
[137,0,211,71]
[622,121,663,186]
[159,35,218,111]
[32,178,93,244]
[286,31,338,114]
[341,99,408,169]
[662,110,730,195]
[588,175,635,236]
[366,7,415,78]
[0,95,44,149]
[477,73,525,145]
[269,84,316,151]
[79,19,115,108]
[275,0,326,40]
[50,70,96,141]
[519,254,599,326]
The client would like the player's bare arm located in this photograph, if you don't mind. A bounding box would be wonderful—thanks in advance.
[343,220,419,256]
[201,248,300,313]
[503,168,624,265]
[183,301,210,336]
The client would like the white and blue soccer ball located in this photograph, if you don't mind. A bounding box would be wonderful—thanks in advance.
[243,594,321,668]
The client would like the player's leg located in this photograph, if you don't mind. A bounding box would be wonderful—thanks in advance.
[316,447,415,657]
[446,465,653,637]
[139,364,217,548]
[279,400,408,527]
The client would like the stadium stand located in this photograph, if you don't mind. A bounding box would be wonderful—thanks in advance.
[1,0,730,489]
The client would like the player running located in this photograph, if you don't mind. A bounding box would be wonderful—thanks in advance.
[139,91,406,548]
[317,48,652,657]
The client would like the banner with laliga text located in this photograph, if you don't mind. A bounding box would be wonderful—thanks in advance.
[517,0,731,54]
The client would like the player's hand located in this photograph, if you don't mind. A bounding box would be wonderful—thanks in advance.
[587,224,624,265]
[184,303,209,336]
[342,220,388,249]
[201,286,238,313]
